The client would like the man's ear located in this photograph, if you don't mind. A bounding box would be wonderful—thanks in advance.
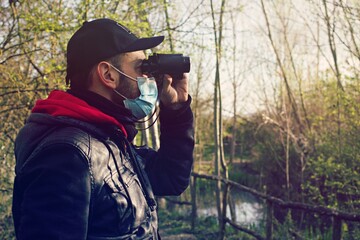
[96,61,117,89]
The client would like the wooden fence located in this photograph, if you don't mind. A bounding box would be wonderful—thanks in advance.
[191,172,360,240]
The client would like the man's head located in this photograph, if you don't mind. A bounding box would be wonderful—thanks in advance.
[66,18,164,92]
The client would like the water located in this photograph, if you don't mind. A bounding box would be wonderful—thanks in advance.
[196,191,264,226]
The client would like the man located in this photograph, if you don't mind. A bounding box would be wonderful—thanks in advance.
[12,18,194,239]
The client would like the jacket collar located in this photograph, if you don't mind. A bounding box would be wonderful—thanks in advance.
[32,90,131,139]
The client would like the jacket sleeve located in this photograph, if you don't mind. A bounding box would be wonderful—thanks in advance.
[141,96,195,196]
[12,144,91,240]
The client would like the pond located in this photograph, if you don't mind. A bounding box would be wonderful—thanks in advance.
[196,190,264,226]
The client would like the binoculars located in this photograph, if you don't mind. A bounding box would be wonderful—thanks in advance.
[141,53,190,79]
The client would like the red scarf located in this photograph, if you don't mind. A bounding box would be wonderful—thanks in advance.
[32,90,127,138]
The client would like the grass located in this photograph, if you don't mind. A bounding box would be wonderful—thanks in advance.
[157,207,260,240]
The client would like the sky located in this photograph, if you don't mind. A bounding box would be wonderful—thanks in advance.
[159,0,359,117]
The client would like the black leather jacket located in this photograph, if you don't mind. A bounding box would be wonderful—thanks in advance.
[12,101,194,240]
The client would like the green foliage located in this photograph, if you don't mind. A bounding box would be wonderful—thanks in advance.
[158,209,193,234]
[229,167,259,188]
[0,194,14,240]
[303,80,360,212]
[224,118,259,158]
[159,205,360,240]
[1,0,360,239]
[218,76,360,236]
[158,207,261,240]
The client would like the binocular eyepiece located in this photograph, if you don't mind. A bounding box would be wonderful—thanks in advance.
[141,53,190,79]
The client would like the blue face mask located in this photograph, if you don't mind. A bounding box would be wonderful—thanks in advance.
[110,64,158,120]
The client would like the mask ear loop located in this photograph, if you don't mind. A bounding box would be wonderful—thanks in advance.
[109,62,159,129]
[135,105,160,131]
[108,63,138,82]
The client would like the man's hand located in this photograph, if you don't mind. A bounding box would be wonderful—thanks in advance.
[158,73,189,110]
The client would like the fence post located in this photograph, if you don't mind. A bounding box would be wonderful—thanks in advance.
[332,216,342,240]
[191,175,197,231]
[266,200,273,240]
[219,183,229,240]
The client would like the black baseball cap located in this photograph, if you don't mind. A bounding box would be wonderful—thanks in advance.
[66,18,164,83]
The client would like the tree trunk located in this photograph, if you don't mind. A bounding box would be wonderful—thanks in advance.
[332,217,342,240]
[266,200,273,240]
[150,114,159,150]
[190,176,197,231]
[210,0,227,238]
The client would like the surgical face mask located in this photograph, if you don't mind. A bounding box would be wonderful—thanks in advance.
[109,64,158,120]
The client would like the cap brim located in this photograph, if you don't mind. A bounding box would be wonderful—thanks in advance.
[123,36,164,52]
